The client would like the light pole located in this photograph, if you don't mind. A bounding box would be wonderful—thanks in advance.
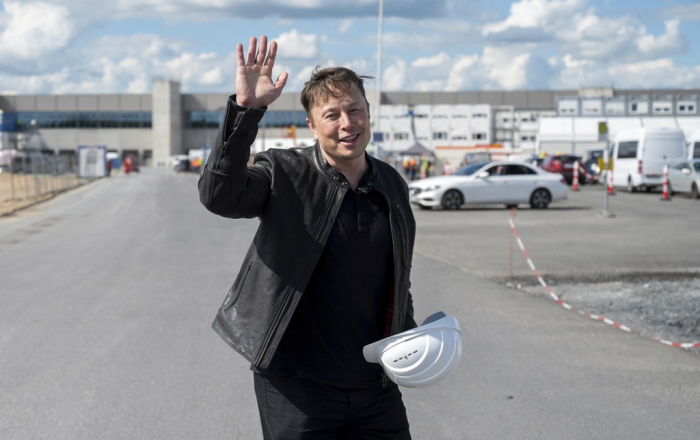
[373,0,383,159]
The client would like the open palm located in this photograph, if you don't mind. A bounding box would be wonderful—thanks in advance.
[236,35,288,109]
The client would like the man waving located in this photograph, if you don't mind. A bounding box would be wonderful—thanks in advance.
[199,35,417,440]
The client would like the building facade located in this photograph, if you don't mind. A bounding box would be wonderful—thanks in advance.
[1,82,698,166]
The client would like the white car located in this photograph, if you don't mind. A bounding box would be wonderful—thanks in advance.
[668,159,700,199]
[408,161,568,210]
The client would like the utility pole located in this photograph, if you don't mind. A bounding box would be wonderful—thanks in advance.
[374,0,383,159]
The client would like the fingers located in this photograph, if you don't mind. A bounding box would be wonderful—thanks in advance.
[256,35,268,65]
[265,41,277,68]
[275,72,289,90]
[246,36,257,66]
[241,35,277,67]
[236,43,244,67]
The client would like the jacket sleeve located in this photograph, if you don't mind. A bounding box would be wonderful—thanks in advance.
[198,95,273,219]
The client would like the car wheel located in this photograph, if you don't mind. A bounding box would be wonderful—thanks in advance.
[627,177,636,193]
[530,188,551,209]
[441,190,463,210]
[692,183,700,199]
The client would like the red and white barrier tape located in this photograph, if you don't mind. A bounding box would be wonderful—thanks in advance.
[508,214,700,349]
[577,165,598,182]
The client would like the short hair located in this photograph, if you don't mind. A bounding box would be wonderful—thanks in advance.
[300,67,373,117]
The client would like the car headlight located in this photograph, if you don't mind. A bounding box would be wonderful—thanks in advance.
[423,185,441,192]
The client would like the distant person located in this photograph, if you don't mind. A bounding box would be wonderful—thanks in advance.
[443,159,453,176]
[198,35,416,439]
[408,157,417,180]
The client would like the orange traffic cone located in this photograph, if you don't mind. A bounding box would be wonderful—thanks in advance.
[660,164,671,201]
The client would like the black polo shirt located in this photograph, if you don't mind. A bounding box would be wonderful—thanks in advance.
[254,163,394,388]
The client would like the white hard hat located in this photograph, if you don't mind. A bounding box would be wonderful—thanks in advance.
[363,311,462,388]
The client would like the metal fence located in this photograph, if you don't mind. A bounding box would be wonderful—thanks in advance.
[1,149,82,205]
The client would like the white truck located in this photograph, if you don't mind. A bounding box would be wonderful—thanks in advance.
[611,127,686,192]
[687,130,700,160]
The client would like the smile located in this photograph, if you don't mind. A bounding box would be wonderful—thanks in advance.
[340,134,359,142]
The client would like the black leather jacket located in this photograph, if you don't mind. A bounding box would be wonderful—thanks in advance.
[198,97,417,368]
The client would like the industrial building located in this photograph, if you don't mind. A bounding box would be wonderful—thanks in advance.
[1,80,698,167]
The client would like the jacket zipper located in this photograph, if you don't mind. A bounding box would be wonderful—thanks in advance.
[255,184,340,365]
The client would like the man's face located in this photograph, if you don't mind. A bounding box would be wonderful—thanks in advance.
[306,83,371,166]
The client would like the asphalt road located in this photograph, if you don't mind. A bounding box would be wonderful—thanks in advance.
[1,168,699,439]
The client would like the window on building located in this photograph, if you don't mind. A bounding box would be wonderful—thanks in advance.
[394,132,409,140]
[472,113,487,118]
[451,135,468,140]
[15,111,153,130]
[472,133,486,140]
[433,132,448,140]
[653,103,672,114]
[677,102,697,115]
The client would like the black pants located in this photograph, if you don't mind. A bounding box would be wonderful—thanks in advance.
[254,373,411,440]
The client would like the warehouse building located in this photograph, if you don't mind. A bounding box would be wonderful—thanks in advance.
[1,80,698,166]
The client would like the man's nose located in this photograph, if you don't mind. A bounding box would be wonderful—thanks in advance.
[339,112,353,129]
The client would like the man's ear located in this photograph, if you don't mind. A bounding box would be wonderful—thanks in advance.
[306,117,317,138]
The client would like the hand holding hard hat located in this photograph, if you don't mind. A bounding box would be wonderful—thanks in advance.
[363,312,462,388]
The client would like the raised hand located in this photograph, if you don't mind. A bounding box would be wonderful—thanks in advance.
[235,35,289,109]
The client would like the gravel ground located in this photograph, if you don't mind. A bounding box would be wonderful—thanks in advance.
[509,273,700,352]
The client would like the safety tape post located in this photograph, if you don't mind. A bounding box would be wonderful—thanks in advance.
[508,216,700,349]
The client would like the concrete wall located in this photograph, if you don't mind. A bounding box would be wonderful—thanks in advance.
[0,94,151,112]
[152,80,182,165]
[38,128,152,153]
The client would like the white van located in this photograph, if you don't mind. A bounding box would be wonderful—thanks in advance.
[612,127,686,192]
[687,130,700,160]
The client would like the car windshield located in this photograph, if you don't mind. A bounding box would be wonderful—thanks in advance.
[454,162,489,176]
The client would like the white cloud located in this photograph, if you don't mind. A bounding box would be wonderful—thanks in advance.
[483,0,586,37]
[412,53,450,68]
[482,0,689,66]
[0,0,698,94]
[552,57,700,89]
[0,1,75,61]
[339,19,354,34]
[445,54,480,90]
[274,29,323,59]
[637,19,686,58]
[382,58,406,91]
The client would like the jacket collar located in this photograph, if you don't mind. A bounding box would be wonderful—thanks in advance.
[312,142,380,193]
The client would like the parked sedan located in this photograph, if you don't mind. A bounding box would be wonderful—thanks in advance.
[408,161,568,210]
[668,159,700,199]
[540,154,589,184]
